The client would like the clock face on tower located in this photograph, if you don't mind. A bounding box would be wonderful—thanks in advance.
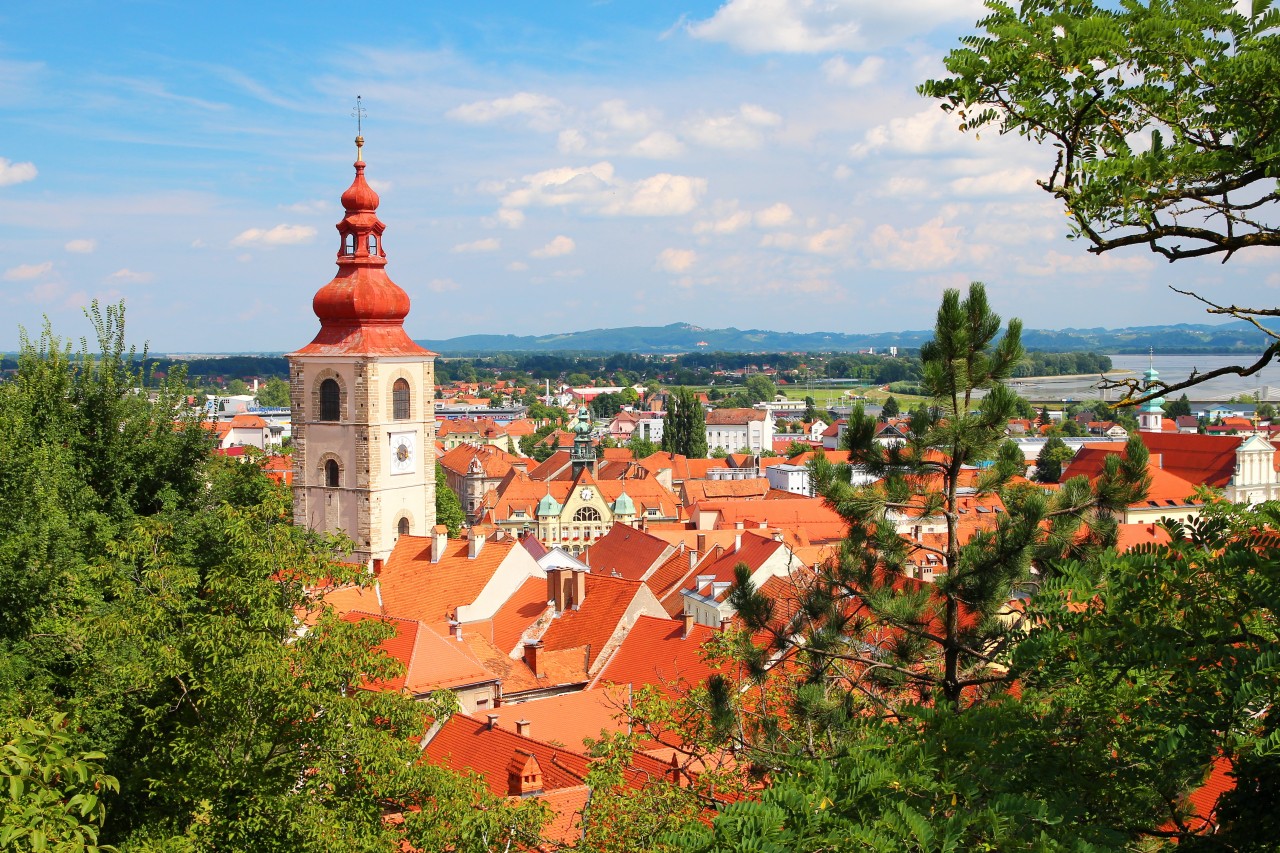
[389,431,416,475]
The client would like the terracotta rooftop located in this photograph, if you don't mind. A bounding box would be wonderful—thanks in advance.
[538,573,651,669]
[705,408,767,425]
[582,524,674,582]
[591,615,723,698]
[377,534,518,631]
[341,612,496,695]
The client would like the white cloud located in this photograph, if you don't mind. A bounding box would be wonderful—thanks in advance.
[427,278,461,292]
[64,239,97,254]
[531,235,576,259]
[4,261,52,281]
[850,107,964,158]
[656,248,697,273]
[108,268,153,283]
[684,104,782,150]
[694,209,753,235]
[688,0,984,54]
[230,224,316,247]
[0,157,37,186]
[506,261,529,272]
[755,203,794,228]
[869,217,974,270]
[447,92,563,131]
[822,55,884,87]
[806,225,855,254]
[497,162,706,218]
[630,131,685,159]
[876,175,934,198]
[949,167,1040,197]
[452,237,501,253]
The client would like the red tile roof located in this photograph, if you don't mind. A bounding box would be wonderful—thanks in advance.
[377,534,517,630]
[591,615,723,698]
[583,524,674,582]
[538,573,650,669]
[705,408,767,425]
[341,612,496,694]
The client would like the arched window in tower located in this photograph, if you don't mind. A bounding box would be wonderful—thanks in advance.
[392,378,410,420]
[343,234,355,255]
[367,234,378,255]
[398,517,410,536]
[573,506,601,523]
[325,459,340,488]
[319,378,340,421]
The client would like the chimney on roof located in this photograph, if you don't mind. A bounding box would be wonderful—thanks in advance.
[1154,453,1163,469]
[757,520,767,529]
[487,713,500,731]
[719,616,733,632]
[571,568,587,610]
[468,526,486,559]
[448,619,462,641]
[682,611,695,639]
[515,719,531,738]
[432,525,448,563]
[371,558,383,577]
[734,532,742,552]
[735,520,745,531]
[696,532,707,553]
[522,640,545,678]
[547,568,566,614]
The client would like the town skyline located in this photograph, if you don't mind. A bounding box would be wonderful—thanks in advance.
[3,0,1277,352]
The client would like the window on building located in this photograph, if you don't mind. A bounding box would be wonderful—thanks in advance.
[367,234,378,254]
[392,378,410,420]
[320,379,340,421]
[325,459,340,487]
[573,506,601,523]
[398,517,410,536]
[343,234,355,255]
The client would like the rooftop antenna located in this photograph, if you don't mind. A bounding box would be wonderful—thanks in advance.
[351,95,367,161]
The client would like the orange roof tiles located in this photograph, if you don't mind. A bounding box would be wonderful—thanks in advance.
[485,575,553,655]
[425,714,590,797]
[341,612,496,695]
[377,534,517,631]
[591,615,723,697]
[538,574,649,669]
[583,524,673,582]
[682,478,772,505]
[705,408,767,424]
[502,685,632,749]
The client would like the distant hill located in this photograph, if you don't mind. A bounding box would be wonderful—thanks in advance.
[415,321,1271,355]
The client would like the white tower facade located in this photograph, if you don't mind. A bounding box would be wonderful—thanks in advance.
[287,142,436,565]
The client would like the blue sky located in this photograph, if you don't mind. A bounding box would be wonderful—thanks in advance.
[2,0,1275,352]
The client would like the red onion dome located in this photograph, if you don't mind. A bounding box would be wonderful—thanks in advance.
[341,161,380,212]
[312,271,409,325]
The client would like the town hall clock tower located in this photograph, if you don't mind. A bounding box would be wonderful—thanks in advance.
[287,135,436,565]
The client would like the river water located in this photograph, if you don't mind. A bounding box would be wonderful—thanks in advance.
[1006,354,1280,402]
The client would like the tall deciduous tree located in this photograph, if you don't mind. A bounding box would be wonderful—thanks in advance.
[661,387,708,459]
[435,463,465,536]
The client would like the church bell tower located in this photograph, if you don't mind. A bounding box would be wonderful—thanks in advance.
[286,132,436,565]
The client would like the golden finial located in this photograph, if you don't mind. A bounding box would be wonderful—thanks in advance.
[352,95,367,162]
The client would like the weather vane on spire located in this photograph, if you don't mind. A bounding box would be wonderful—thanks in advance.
[352,95,367,161]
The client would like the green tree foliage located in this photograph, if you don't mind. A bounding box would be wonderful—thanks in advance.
[1,714,119,853]
[626,435,658,459]
[1166,393,1193,418]
[743,373,776,404]
[921,0,1280,263]
[660,387,707,459]
[1035,435,1075,483]
[254,376,290,408]
[435,463,465,536]
[0,306,547,852]
[732,283,1148,719]
[880,395,900,418]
